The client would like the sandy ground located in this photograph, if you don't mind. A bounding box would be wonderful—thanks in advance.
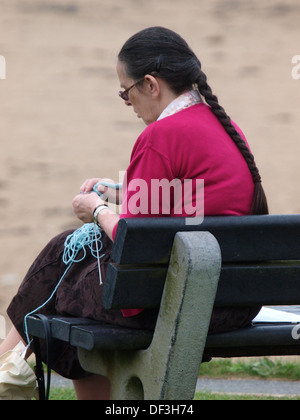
[0,0,300,333]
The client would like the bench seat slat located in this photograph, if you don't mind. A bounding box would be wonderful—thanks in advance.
[205,324,300,358]
[51,317,101,342]
[204,346,300,358]
[25,316,55,339]
[26,316,300,358]
[70,324,153,351]
[206,324,299,348]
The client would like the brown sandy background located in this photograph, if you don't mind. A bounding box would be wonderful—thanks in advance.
[0,0,299,333]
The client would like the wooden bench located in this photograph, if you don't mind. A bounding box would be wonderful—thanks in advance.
[27,215,300,400]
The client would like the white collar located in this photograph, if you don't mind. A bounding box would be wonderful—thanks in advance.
[157,88,202,121]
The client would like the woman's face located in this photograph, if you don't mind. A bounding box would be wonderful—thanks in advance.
[116,60,160,126]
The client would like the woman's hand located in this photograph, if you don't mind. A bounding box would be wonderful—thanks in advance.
[74,178,121,241]
[72,192,104,224]
[80,178,122,204]
[72,190,120,241]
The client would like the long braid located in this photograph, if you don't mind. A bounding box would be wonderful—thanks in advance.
[196,70,269,215]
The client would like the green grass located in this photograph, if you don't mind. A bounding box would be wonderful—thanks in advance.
[47,388,300,401]
[49,388,77,400]
[199,357,300,381]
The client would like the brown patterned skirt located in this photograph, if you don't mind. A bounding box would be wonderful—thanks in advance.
[7,229,260,380]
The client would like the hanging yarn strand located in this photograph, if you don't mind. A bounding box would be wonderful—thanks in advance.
[24,223,105,344]
[93,223,103,285]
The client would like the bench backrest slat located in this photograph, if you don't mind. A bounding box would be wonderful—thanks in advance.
[103,262,300,309]
[103,264,167,310]
[216,262,300,306]
[112,215,300,264]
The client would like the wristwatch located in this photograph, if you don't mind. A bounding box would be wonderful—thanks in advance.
[93,204,109,227]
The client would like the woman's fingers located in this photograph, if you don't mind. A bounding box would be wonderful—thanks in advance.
[80,178,102,193]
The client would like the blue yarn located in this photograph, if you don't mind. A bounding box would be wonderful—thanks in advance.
[24,223,104,344]
[93,181,122,198]
[62,223,104,264]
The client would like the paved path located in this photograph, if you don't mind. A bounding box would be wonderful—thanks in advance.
[196,378,300,396]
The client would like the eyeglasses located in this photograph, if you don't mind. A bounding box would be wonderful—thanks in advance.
[118,77,145,101]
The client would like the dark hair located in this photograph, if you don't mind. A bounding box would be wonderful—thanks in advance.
[118,26,269,215]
